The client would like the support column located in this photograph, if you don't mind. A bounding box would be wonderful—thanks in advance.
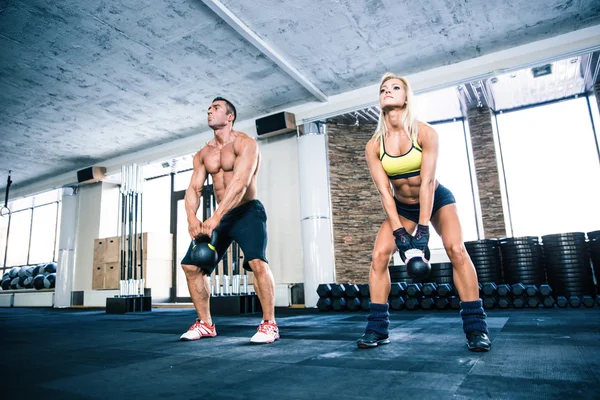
[467,107,508,238]
[54,187,79,308]
[297,122,336,308]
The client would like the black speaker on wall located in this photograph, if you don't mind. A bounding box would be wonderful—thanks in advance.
[77,166,106,184]
[256,112,296,138]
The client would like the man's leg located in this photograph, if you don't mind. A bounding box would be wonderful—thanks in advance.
[248,259,275,322]
[179,264,217,340]
[182,265,212,324]
[247,259,278,343]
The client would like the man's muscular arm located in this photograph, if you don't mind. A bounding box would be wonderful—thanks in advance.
[185,150,207,239]
[202,136,259,237]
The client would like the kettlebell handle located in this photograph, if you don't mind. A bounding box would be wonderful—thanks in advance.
[399,246,431,263]
[195,231,219,249]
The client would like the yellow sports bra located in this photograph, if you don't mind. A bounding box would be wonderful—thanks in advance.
[379,135,422,180]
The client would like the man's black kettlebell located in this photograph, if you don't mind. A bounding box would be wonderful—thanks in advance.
[190,231,219,268]
[400,247,432,279]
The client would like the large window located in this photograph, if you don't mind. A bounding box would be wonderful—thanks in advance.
[496,97,600,236]
[141,175,172,234]
[1,189,61,274]
[428,120,479,249]
[29,203,59,264]
[5,209,33,267]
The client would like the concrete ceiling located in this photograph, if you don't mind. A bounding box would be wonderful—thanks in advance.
[1,0,600,195]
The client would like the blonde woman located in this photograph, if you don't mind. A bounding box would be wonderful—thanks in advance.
[357,73,491,352]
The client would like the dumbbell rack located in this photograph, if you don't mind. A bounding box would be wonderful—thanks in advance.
[317,281,600,312]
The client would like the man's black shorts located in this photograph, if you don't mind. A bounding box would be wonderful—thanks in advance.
[181,200,268,274]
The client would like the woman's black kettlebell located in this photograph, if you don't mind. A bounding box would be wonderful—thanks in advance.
[400,247,431,280]
[190,231,219,268]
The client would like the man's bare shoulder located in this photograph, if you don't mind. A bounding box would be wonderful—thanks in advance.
[232,131,258,152]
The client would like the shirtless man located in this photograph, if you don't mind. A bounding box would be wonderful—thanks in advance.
[179,97,278,344]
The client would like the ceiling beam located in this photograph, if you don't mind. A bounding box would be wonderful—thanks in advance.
[200,0,328,102]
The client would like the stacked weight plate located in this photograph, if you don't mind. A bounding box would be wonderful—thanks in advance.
[464,239,503,283]
[499,236,545,285]
[542,232,595,296]
[587,230,600,285]
[389,262,453,285]
[428,262,454,285]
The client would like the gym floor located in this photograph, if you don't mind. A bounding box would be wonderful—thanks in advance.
[1,307,599,400]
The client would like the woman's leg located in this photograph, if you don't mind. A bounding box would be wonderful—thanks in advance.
[358,217,416,348]
[431,204,491,352]
[430,204,478,301]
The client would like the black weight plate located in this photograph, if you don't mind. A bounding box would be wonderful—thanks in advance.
[465,239,500,245]
[499,243,539,251]
[474,266,503,273]
[542,239,588,248]
[548,271,594,281]
[587,230,600,239]
[543,244,588,252]
[504,274,546,283]
[499,236,540,243]
[502,257,544,265]
[430,263,454,270]
[545,263,592,272]
[542,232,586,240]
[432,277,454,284]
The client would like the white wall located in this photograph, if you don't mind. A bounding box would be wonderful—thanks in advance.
[73,183,102,291]
[256,133,304,284]
[73,182,120,291]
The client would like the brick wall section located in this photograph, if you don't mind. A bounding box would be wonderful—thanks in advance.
[327,123,384,284]
[467,107,506,238]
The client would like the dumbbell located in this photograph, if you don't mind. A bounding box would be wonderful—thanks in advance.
[390,296,405,310]
[422,282,437,297]
[511,283,526,296]
[538,284,552,297]
[332,297,347,311]
[359,284,370,298]
[450,296,461,310]
[482,282,497,296]
[317,297,333,311]
[525,285,538,297]
[317,284,332,298]
[406,283,423,297]
[360,297,370,311]
[512,296,526,308]
[568,296,581,308]
[496,284,511,297]
[420,297,435,310]
[436,283,454,297]
[331,284,346,298]
[435,297,449,310]
[526,296,540,308]
[483,296,497,309]
[556,296,568,308]
[345,284,361,298]
[497,297,512,309]
[347,297,362,311]
[390,282,407,298]
[582,295,595,308]
[405,297,421,310]
[542,296,555,308]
